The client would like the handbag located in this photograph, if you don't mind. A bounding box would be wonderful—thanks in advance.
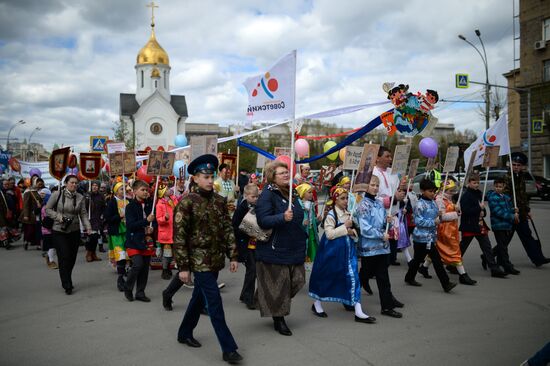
[238,207,272,242]
[42,190,63,230]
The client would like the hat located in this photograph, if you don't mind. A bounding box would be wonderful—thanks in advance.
[113,182,124,194]
[338,176,351,186]
[511,152,528,165]
[296,183,313,199]
[39,188,51,196]
[188,154,218,175]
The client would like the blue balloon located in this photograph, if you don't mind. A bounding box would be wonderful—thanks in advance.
[172,160,186,178]
[174,134,188,147]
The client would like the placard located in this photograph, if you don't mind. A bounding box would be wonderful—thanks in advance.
[425,157,436,173]
[392,144,411,176]
[353,144,380,192]
[256,154,268,169]
[273,147,291,157]
[190,135,218,161]
[49,147,71,181]
[408,159,420,179]
[106,142,126,154]
[147,151,175,176]
[79,153,102,180]
[482,145,500,168]
[343,146,364,170]
[443,146,459,173]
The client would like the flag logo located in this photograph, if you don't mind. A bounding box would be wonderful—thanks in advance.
[252,72,279,99]
[482,132,496,146]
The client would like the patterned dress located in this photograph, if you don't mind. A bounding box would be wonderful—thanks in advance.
[108,197,128,263]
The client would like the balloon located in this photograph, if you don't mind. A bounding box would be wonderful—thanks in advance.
[157,146,165,151]
[294,139,309,157]
[275,155,296,176]
[419,137,438,159]
[29,168,42,178]
[339,147,347,162]
[323,141,338,161]
[68,154,77,169]
[174,134,188,147]
[173,160,186,178]
[136,165,153,184]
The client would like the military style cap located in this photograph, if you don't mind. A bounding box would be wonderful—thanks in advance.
[511,152,528,165]
[187,154,218,175]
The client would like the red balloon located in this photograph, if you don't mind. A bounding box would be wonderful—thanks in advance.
[136,165,153,184]
[274,155,296,176]
[157,146,165,151]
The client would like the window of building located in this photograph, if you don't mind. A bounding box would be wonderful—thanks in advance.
[155,80,158,88]
[544,18,550,41]
[164,71,167,88]
[544,60,550,82]
[141,70,144,88]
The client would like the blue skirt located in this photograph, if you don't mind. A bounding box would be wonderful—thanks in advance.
[308,233,360,306]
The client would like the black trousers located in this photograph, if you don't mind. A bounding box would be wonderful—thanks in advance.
[492,230,515,270]
[460,234,499,270]
[164,273,185,299]
[360,254,394,310]
[406,242,450,288]
[125,254,151,297]
[388,239,398,264]
[53,230,81,290]
[178,271,238,353]
[513,219,547,265]
[85,233,99,251]
[239,249,256,306]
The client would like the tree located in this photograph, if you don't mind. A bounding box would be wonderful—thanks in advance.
[112,119,138,150]
[477,88,506,124]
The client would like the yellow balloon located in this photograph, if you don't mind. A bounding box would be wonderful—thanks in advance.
[323,141,338,161]
[339,147,347,161]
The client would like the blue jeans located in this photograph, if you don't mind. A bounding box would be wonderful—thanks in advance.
[528,342,550,366]
[177,271,238,353]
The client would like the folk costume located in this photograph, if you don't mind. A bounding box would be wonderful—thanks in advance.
[296,183,319,266]
[104,183,129,291]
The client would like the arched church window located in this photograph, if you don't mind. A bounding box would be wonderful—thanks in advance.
[141,70,144,88]
[155,80,158,88]
[164,71,167,88]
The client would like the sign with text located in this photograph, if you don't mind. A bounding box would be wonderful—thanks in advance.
[408,159,420,179]
[391,144,411,176]
[482,145,500,168]
[190,135,218,162]
[256,154,268,169]
[343,146,364,170]
[106,142,126,154]
[443,146,460,173]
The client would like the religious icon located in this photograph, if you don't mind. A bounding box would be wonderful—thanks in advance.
[353,144,380,192]
[86,160,95,173]
[49,147,70,181]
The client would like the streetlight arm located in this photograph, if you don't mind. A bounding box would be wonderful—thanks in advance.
[459,37,487,69]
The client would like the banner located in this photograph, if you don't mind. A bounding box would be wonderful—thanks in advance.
[49,147,71,181]
[464,113,511,167]
[147,151,175,176]
[79,153,102,180]
[392,145,412,176]
[343,146,364,170]
[243,50,296,122]
[443,146,459,173]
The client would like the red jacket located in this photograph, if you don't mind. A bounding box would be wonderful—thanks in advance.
[155,195,176,244]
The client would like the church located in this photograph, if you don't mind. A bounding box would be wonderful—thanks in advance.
[119,5,188,150]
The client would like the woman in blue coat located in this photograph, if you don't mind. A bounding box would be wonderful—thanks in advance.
[255,161,308,336]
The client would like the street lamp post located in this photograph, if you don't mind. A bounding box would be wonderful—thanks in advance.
[6,120,26,152]
[28,127,41,162]
[458,30,490,130]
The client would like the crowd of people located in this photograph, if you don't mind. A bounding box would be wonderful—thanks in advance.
[1,149,549,365]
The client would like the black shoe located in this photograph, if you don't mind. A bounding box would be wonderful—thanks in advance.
[65,288,73,295]
[223,351,243,364]
[342,304,354,312]
[381,309,403,318]
[124,290,134,302]
[405,278,422,287]
[535,258,550,267]
[311,304,328,318]
[418,266,433,279]
[98,244,106,253]
[459,273,477,285]
[162,291,173,311]
[135,295,151,302]
[161,269,172,280]
[178,337,202,348]
[245,303,256,310]
[362,279,373,295]
[505,267,520,275]
[443,281,457,293]
[491,268,508,278]
[480,254,487,270]
[4,243,14,250]
[117,276,126,292]
[273,317,292,336]
[390,261,401,266]
[24,242,28,250]
[354,315,376,324]
[392,296,404,308]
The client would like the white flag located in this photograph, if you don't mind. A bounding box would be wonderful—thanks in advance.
[243,50,296,122]
[464,113,511,167]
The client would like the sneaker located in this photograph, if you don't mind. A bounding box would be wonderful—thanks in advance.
[48,261,59,269]
[183,282,194,289]
[418,266,433,279]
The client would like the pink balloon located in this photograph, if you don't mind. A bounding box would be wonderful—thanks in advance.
[419,137,438,158]
[275,155,297,176]
[295,139,309,157]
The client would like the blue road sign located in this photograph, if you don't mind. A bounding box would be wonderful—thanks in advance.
[455,74,469,88]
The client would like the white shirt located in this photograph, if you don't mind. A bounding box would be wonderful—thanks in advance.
[372,166,400,206]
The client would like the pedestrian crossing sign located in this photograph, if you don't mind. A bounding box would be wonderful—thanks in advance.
[90,136,108,153]
[455,74,469,88]
[532,119,544,134]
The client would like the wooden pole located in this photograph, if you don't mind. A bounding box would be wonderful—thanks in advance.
[508,151,518,209]
[481,167,490,203]
[150,175,160,227]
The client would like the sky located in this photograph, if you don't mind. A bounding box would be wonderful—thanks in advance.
[0,0,518,153]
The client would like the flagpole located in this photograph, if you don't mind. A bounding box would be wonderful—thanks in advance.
[150,175,160,228]
[508,151,517,209]
[288,50,297,210]
[482,167,490,202]
[235,126,240,188]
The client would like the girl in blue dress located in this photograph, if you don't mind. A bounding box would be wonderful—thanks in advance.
[309,187,376,323]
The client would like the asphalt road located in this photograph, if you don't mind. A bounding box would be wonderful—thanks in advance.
[1,201,549,366]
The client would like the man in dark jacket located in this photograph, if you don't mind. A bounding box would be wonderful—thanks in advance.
[505,152,549,266]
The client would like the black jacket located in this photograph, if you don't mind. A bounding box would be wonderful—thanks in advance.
[104,197,122,236]
[255,184,307,265]
[125,198,157,250]
[232,199,251,262]
[459,187,488,233]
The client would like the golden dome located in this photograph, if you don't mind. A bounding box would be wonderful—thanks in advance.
[151,67,160,78]
[137,28,170,66]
